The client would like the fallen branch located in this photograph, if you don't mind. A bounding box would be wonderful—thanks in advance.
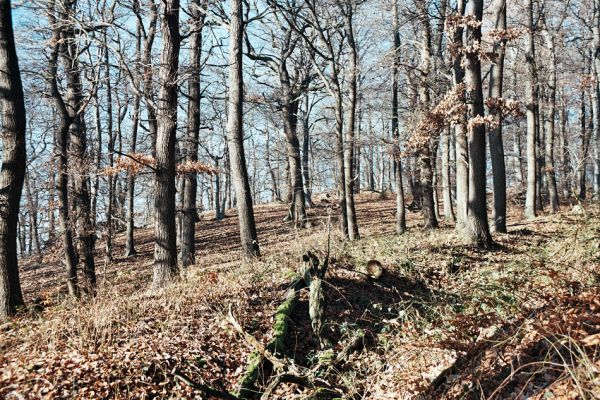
[230,277,305,399]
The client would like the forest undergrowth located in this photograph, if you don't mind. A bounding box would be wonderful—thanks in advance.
[1,195,598,399]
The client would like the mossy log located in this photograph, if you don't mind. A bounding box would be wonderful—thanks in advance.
[237,277,305,399]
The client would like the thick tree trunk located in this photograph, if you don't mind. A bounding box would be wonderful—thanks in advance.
[153,0,180,286]
[593,0,600,198]
[59,0,96,291]
[525,0,538,219]
[280,64,307,228]
[180,0,206,267]
[0,0,26,318]
[227,0,260,258]
[488,0,507,232]
[392,0,406,234]
[464,0,492,247]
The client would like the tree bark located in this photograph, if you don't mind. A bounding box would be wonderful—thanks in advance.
[153,0,180,286]
[452,0,468,230]
[180,0,207,267]
[0,0,26,318]
[541,22,559,212]
[464,0,492,247]
[441,127,455,222]
[342,4,360,240]
[227,0,260,258]
[488,0,508,232]
[525,0,538,219]
[417,1,438,229]
[392,0,406,234]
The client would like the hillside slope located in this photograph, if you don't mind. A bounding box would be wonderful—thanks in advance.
[1,197,599,399]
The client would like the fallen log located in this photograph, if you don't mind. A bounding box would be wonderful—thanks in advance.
[233,277,305,399]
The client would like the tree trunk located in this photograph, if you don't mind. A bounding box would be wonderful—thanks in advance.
[541,24,559,212]
[180,0,206,267]
[279,63,307,228]
[525,0,538,219]
[464,0,492,247]
[441,127,455,222]
[104,35,115,262]
[0,0,26,318]
[153,0,180,286]
[488,0,507,232]
[452,0,468,230]
[417,1,438,229]
[301,96,313,207]
[343,6,360,240]
[24,174,40,255]
[125,0,142,257]
[227,0,260,258]
[392,0,406,234]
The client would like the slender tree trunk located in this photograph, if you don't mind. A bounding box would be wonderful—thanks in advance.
[392,0,406,234]
[488,0,507,232]
[0,0,26,318]
[525,0,538,219]
[343,6,360,240]
[301,97,313,207]
[125,1,142,257]
[578,90,589,200]
[441,127,455,222]
[541,24,559,212]
[452,0,468,230]
[153,0,180,286]
[417,1,438,229]
[24,174,40,255]
[104,36,115,262]
[227,0,260,258]
[180,0,206,267]
[464,0,492,247]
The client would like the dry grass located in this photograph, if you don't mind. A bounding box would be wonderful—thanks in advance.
[1,197,598,399]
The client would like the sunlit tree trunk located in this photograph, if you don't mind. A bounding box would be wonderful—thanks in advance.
[541,23,559,212]
[180,0,207,267]
[416,1,438,229]
[392,0,406,234]
[525,0,538,219]
[452,0,468,230]
[227,0,260,258]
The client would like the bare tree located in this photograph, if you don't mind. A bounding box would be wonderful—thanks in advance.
[488,0,508,231]
[525,0,538,219]
[0,0,26,318]
[464,0,492,247]
[227,0,260,258]
[180,0,208,267]
[153,0,180,286]
[392,0,406,234]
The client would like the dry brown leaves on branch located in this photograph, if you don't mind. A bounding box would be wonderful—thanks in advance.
[103,153,217,176]
[404,84,466,157]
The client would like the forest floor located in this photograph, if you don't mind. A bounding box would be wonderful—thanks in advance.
[1,194,599,399]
